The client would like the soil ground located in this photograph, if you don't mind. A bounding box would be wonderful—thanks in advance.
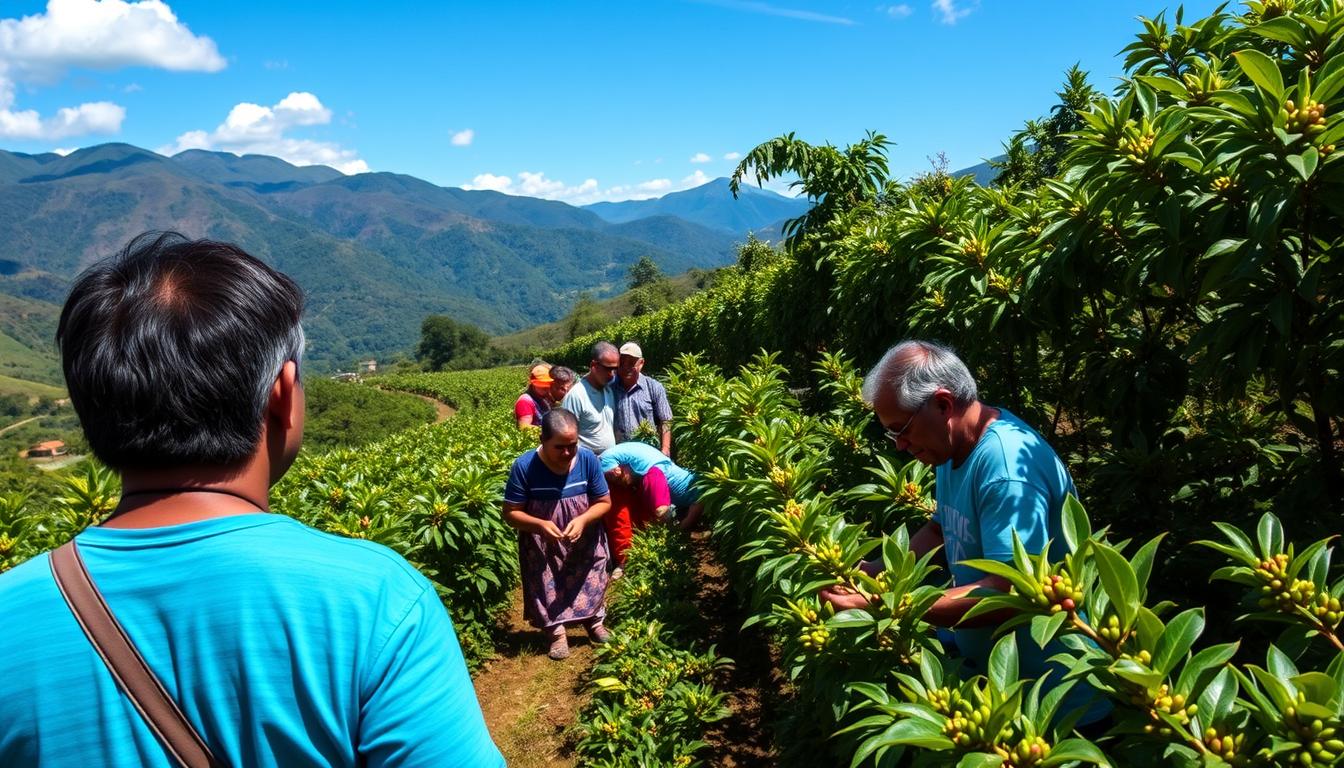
[689,530,780,766]
[407,392,455,423]
[471,589,596,768]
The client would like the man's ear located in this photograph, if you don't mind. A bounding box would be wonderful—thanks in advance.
[932,388,956,414]
[268,360,301,429]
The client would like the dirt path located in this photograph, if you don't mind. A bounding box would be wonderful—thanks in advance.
[407,392,455,423]
[0,416,40,436]
[472,589,597,767]
[690,531,779,766]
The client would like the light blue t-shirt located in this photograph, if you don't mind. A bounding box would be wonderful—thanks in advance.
[562,377,616,454]
[0,513,503,768]
[933,409,1105,722]
[599,441,699,505]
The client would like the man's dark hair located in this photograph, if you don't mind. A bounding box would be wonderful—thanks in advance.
[57,232,305,471]
[540,408,579,441]
[589,340,617,362]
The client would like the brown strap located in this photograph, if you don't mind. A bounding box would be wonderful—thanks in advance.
[49,540,224,768]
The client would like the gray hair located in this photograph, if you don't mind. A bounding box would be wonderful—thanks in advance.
[862,340,978,410]
[590,340,617,361]
[550,365,576,386]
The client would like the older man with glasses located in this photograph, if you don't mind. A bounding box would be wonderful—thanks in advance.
[822,339,1109,725]
[561,340,619,454]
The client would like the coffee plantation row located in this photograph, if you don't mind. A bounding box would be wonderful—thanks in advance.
[0,368,534,669]
[661,350,1343,767]
[548,0,1344,549]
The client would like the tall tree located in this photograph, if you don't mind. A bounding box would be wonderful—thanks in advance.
[564,293,608,341]
[416,315,492,371]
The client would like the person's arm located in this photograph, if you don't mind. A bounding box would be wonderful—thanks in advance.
[514,395,536,430]
[921,573,1014,628]
[654,382,673,456]
[502,458,563,539]
[358,579,505,767]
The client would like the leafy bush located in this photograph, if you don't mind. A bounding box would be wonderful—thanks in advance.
[667,351,1344,767]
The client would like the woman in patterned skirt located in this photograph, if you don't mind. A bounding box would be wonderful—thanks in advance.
[502,408,613,660]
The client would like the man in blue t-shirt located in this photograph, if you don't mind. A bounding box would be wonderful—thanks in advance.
[0,234,502,767]
[821,339,1107,723]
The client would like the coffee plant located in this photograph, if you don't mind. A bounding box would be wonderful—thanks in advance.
[573,525,733,767]
[548,0,1344,550]
[665,351,1344,767]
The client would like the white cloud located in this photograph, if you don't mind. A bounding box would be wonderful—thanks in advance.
[689,151,711,163]
[0,0,223,140]
[723,151,741,160]
[0,99,123,139]
[51,146,74,155]
[123,82,142,93]
[931,0,975,24]
[882,4,913,18]
[462,170,710,205]
[450,128,474,146]
[160,92,369,174]
[467,173,513,192]
[682,170,711,187]
[0,0,226,80]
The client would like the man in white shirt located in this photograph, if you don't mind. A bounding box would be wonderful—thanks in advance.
[561,341,618,453]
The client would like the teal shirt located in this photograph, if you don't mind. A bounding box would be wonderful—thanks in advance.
[599,441,699,505]
[0,514,503,767]
[935,409,1106,721]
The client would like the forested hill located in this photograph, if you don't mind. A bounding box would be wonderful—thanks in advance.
[0,144,799,370]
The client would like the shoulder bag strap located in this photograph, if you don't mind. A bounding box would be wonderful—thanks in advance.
[49,540,224,768]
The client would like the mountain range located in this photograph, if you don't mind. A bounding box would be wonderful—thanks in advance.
[0,144,809,371]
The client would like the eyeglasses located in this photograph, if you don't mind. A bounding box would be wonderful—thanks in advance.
[595,362,619,372]
[883,401,927,446]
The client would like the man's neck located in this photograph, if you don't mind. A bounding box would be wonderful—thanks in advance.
[102,462,271,529]
[950,400,1000,467]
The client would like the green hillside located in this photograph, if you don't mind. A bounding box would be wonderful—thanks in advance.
[493,269,710,353]
[0,144,745,370]
[0,374,65,400]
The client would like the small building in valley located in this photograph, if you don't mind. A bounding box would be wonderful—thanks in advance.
[25,440,67,459]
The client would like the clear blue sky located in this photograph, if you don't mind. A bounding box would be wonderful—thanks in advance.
[0,0,1224,202]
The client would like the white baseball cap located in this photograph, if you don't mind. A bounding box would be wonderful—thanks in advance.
[618,342,643,358]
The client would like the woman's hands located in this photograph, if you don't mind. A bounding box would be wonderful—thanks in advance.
[560,517,587,542]
[536,519,565,540]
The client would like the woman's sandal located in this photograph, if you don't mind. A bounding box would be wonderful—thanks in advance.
[547,630,570,660]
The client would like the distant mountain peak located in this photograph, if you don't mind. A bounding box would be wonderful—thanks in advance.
[583,176,809,233]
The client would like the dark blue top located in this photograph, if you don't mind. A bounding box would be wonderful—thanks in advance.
[505,447,609,504]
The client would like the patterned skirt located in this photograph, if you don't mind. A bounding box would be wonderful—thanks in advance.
[518,495,610,629]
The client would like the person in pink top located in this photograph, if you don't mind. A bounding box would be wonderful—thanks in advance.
[515,363,554,428]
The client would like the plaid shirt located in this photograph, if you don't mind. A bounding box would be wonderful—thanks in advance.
[614,374,672,443]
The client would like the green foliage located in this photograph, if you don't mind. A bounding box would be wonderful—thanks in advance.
[629,256,676,316]
[565,292,611,342]
[992,65,1100,189]
[301,377,436,454]
[573,525,732,767]
[416,315,497,371]
[669,351,1344,768]
[552,0,1344,533]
